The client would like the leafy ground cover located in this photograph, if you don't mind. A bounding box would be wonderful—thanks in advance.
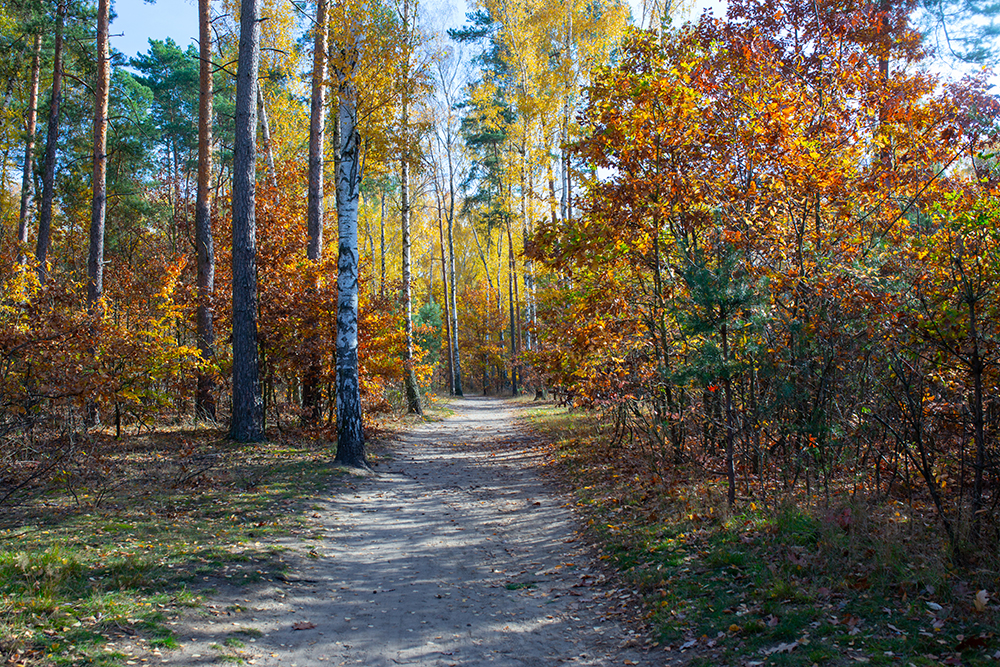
[524,401,1000,667]
[0,426,381,667]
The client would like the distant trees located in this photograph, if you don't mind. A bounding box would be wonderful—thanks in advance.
[2,0,995,568]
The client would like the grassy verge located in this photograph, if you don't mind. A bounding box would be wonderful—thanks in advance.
[0,429,358,667]
[524,403,1000,667]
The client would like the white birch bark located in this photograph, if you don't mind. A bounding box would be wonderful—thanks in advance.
[87,0,110,311]
[399,0,422,415]
[334,69,366,467]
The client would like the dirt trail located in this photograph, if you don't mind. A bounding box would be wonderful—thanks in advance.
[162,396,660,666]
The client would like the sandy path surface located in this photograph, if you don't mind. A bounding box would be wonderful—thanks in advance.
[161,396,660,666]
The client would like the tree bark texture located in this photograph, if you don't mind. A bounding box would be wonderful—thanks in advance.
[400,133,422,414]
[436,201,454,395]
[87,0,110,311]
[399,0,422,415]
[17,33,42,261]
[230,0,264,443]
[258,86,278,190]
[334,73,367,468]
[195,0,217,421]
[35,1,65,282]
[307,0,328,262]
[446,138,463,396]
[303,0,329,424]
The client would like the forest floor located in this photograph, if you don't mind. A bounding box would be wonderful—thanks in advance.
[4,396,998,667]
[149,395,658,667]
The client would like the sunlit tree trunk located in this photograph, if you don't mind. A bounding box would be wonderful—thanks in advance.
[230,0,264,443]
[436,194,454,394]
[303,0,329,424]
[334,67,367,468]
[399,0,422,415]
[506,218,518,396]
[379,188,386,295]
[195,0,217,421]
[87,0,110,312]
[35,1,66,281]
[17,33,41,263]
[257,87,278,190]
[446,149,463,396]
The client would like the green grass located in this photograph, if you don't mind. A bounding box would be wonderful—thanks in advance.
[0,431,346,667]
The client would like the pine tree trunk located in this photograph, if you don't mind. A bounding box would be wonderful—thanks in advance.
[303,0,328,425]
[88,0,110,312]
[195,0,217,421]
[333,71,367,468]
[35,1,66,282]
[17,33,41,262]
[230,0,264,443]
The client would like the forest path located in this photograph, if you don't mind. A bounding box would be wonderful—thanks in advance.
[163,396,660,667]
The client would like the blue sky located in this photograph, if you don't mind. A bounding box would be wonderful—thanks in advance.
[112,0,200,61]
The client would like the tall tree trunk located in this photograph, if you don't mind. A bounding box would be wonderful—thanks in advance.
[303,0,329,424]
[88,0,110,312]
[334,68,367,468]
[17,33,42,263]
[195,0,217,421]
[722,319,736,507]
[399,0,422,415]
[35,1,66,282]
[257,86,278,190]
[524,166,536,351]
[437,198,454,395]
[400,156,422,413]
[446,140,463,396]
[379,188,386,295]
[506,218,518,396]
[230,0,264,443]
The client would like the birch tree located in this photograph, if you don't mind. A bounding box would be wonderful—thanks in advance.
[398,0,422,414]
[333,27,366,467]
[87,0,110,311]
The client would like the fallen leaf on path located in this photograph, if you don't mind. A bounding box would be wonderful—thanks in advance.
[292,621,316,630]
[763,640,799,655]
[974,590,989,612]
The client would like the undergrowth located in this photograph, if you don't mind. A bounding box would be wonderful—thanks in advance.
[525,402,1000,666]
[0,429,353,667]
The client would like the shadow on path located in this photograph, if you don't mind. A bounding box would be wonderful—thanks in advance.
[162,396,660,667]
